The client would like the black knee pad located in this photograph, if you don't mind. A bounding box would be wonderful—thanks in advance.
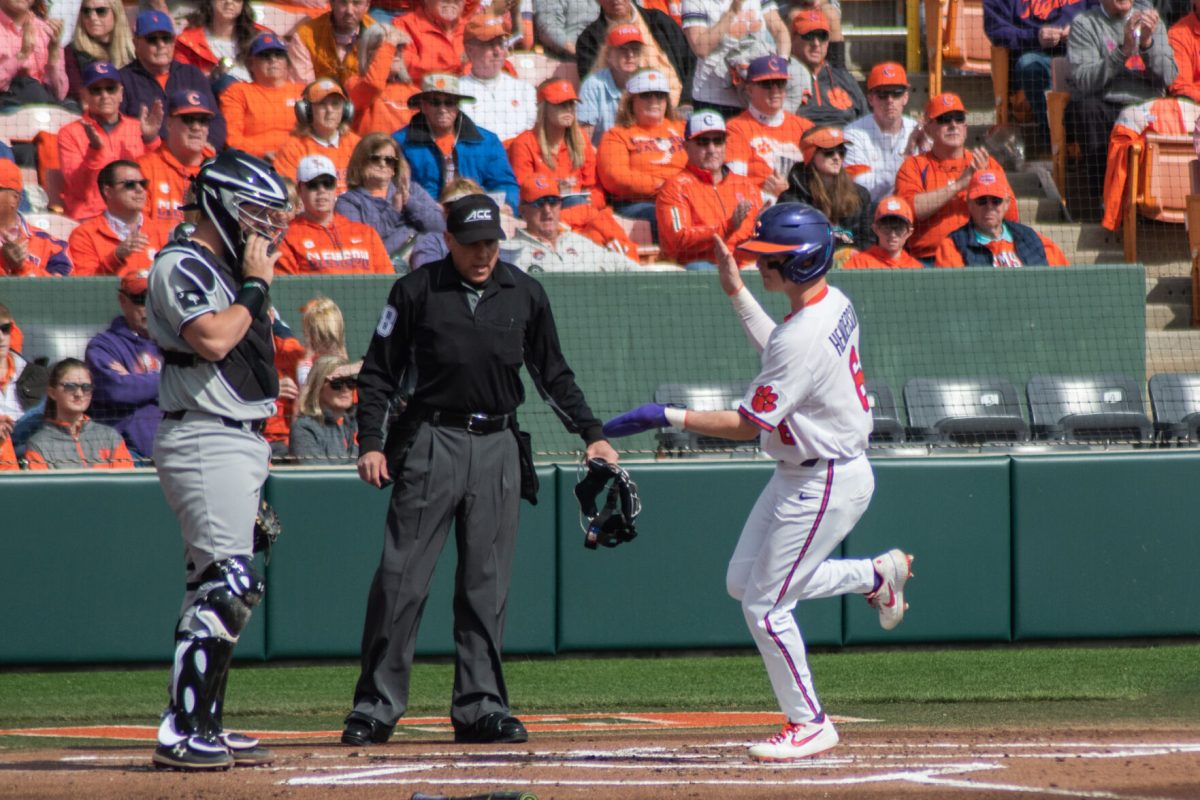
[181,556,265,642]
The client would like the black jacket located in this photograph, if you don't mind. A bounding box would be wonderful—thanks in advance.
[119,59,226,150]
[779,165,873,249]
[577,7,696,104]
[356,257,604,454]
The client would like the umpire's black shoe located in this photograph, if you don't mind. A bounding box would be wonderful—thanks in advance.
[341,714,393,746]
[152,737,234,770]
[453,712,529,744]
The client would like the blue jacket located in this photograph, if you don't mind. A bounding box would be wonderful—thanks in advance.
[84,316,163,458]
[119,60,226,150]
[394,112,519,212]
[984,0,1094,53]
[947,221,1050,267]
[334,182,445,257]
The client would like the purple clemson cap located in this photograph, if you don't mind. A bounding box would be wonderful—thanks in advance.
[746,55,789,83]
[135,9,174,37]
[82,61,119,88]
[168,89,215,116]
[250,32,288,57]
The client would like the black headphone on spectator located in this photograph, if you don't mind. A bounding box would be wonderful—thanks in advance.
[294,78,355,127]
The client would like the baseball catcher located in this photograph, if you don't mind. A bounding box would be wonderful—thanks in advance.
[574,458,641,549]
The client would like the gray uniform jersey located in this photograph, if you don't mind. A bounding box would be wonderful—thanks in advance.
[146,242,277,421]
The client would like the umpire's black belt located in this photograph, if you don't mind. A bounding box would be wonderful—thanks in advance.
[421,409,513,435]
[163,409,266,434]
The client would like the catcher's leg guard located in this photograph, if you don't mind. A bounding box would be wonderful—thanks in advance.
[157,557,264,767]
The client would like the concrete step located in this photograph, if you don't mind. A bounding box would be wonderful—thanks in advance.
[1147,330,1200,375]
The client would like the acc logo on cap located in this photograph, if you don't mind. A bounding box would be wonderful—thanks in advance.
[464,208,494,223]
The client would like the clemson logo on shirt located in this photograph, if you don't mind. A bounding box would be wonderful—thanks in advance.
[827,87,854,110]
[751,385,778,413]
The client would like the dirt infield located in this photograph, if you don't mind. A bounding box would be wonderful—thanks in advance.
[2,715,1199,800]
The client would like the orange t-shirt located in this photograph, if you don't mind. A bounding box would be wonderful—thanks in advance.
[597,119,687,202]
[273,132,361,193]
[138,144,211,225]
[893,153,1018,259]
[725,110,812,189]
[220,80,305,161]
[842,245,924,269]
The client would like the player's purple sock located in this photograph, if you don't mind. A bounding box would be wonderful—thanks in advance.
[870,570,883,593]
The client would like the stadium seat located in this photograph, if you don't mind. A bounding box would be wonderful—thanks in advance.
[864,380,905,444]
[18,322,108,364]
[1188,179,1200,326]
[0,104,79,145]
[1122,133,1194,263]
[652,381,758,455]
[1026,374,1154,442]
[511,53,579,90]
[25,213,78,242]
[614,215,660,263]
[1147,373,1200,443]
[903,377,1030,444]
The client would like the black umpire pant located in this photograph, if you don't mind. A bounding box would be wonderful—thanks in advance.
[350,422,521,730]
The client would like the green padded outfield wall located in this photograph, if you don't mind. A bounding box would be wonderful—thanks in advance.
[1011,453,1200,640]
[0,266,1146,457]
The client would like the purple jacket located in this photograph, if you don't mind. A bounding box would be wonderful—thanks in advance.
[334,182,445,257]
[84,316,163,458]
[118,59,226,150]
[984,0,1095,53]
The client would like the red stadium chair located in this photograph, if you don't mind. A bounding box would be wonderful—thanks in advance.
[1123,133,1194,262]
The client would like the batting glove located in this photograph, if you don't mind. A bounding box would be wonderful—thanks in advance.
[603,403,672,438]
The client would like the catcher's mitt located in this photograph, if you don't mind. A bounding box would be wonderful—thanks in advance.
[253,499,282,563]
[574,458,640,550]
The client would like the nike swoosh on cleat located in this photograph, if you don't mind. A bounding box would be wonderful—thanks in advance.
[882,587,896,608]
[790,728,825,746]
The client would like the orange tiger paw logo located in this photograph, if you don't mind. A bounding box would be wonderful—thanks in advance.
[752,385,778,413]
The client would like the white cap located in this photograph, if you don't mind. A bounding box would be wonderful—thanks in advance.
[685,110,726,139]
[297,154,337,183]
[626,69,670,95]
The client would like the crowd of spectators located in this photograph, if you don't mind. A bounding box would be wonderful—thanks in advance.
[7,0,1200,467]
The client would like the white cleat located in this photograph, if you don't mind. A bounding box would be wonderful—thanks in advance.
[748,715,839,762]
[867,549,913,631]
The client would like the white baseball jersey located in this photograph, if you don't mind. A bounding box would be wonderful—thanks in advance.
[736,284,872,463]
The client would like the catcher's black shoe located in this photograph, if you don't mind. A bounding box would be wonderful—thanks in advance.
[152,737,234,770]
[453,712,528,744]
[341,715,393,746]
[222,732,275,766]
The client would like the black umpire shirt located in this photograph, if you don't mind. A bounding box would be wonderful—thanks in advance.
[356,256,604,455]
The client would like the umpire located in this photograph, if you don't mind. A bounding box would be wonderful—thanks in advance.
[344,194,619,746]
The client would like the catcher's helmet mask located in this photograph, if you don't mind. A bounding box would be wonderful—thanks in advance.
[185,149,292,268]
[739,202,835,285]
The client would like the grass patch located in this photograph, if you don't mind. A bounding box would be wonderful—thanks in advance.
[1,643,1197,744]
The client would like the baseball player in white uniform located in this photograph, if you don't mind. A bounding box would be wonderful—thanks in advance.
[603,202,913,761]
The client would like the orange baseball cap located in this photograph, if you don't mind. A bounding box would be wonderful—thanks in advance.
[306,77,347,104]
[520,174,561,204]
[0,159,23,193]
[607,23,644,47]
[925,92,966,118]
[120,269,150,295]
[967,169,1011,200]
[792,9,831,34]
[538,79,578,104]
[465,14,507,43]
[874,195,914,224]
[867,62,908,91]
[800,126,846,163]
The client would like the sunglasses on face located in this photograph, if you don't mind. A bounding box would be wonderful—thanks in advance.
[529,196,563,209]
[111,179,149,191]
[0,321,12,335]
[81,6,111,17]
[756,79,788,90]
[692,136,726,148]
[59,382,95,394]
[973,196,1004,207]
[817,145,847,157]
[257,50,288,60]
[303,176,337,191]
[800,30,830,42]
[368,154,399,167]
[876,220,911,234]
[872,88,907,99]
[122,291,147,306]
[145,34,174,46]
[935,111,967,125]
[178,114,212,127]
[636,91,669,100]
[89,83,120,95]
[422,97,459,108]
[327,377,357,391]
